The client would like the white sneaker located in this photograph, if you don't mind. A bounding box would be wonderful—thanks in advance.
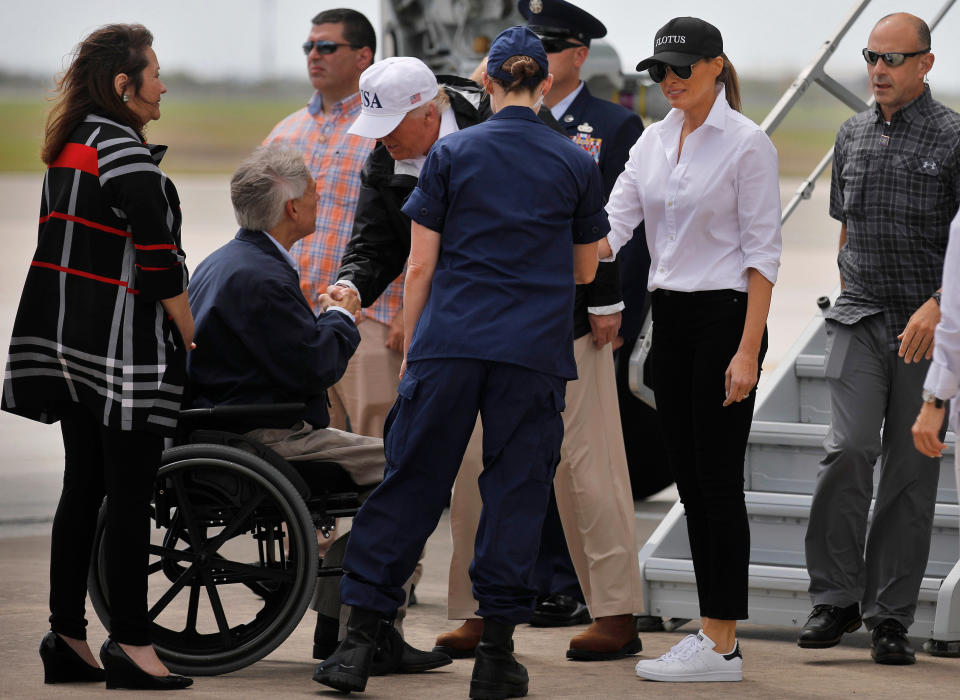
[634,630,742,682]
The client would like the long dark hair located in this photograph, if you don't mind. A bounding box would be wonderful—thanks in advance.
[42,24,154,164]
[717,52,741,112]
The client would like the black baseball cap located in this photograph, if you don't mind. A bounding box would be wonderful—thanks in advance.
[635,17,723,72]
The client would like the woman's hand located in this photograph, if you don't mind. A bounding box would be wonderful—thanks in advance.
[723,350,758,406]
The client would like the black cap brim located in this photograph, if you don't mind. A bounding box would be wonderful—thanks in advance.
[636,50,706,72]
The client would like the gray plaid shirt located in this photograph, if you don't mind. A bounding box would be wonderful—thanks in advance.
[828,86,960,348]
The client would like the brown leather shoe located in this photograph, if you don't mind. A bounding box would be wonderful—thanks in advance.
[566,614,642,661]
[433,618,483,659]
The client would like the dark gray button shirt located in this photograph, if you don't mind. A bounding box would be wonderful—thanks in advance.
[827,86,960,348]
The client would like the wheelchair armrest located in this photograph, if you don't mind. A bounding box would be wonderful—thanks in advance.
[176,403,307,439]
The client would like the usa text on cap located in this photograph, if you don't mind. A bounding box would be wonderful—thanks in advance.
[348,57,439,140]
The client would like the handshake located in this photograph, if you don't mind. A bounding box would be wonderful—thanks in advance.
[319,283,362,320]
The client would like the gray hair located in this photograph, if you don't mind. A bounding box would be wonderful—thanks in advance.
[230,145,311,232]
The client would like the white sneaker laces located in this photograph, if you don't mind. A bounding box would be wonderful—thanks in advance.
[657,634,704,663]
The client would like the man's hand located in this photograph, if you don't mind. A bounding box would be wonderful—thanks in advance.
[912,401,947,457]
[320,285,361,316]
[897,297,941,364]
[723,350,759,407]
[588,312,621,348]
[385,309,404,352]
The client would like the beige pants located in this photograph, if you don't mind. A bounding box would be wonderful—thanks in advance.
[447,335,644,619]
[329,319,402,439]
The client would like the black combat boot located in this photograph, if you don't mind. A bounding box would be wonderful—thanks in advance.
[312,607,382,692]
[469,619,528,700]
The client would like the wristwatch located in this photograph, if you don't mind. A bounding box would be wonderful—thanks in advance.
[922,389,945,409]
[932,291,942,305]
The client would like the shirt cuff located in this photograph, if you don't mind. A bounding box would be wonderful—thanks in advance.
[334,279,362,305]
[924,362,960,402]
[326,305,356,323]
[587,302,625,315]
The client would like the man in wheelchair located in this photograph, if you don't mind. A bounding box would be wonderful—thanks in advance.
[186,145,450,675]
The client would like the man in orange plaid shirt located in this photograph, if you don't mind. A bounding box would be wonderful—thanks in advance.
[264,8,405,439]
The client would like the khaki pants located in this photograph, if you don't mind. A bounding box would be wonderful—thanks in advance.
[329,319,402,439]
[447,335,644,619]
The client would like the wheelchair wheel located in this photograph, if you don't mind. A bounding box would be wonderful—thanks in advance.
[88,444,319,676]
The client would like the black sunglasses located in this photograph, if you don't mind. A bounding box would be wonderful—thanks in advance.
[540,37,585,54]
[648,59,701,83]
[861,47,929,66]
[302,40,359,56]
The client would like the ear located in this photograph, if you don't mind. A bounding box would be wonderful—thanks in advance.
[919,51,934,79]
[113,73,128,98]
[572,45,589,69]
[708,56,724,80]
[356,46,374,72]
[481,70,492,93]
[285,198,298,221]
[541,73,555,96]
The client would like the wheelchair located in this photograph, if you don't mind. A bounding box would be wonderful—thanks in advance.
[86,403,371,676]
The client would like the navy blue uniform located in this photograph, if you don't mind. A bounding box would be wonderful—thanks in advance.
[339,106,608,621]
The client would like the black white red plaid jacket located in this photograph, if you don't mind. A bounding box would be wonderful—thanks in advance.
[3,113,189,435]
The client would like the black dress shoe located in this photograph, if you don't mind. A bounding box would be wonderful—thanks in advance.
[39,631,106,684]
[633,615,665,633]
[470,621,527,700]
[797,603,862,649]
[313,607,381,692]
[99,639,193,690]
[872,619,916,665]
[529,593,591,628]
[370,624,452,675]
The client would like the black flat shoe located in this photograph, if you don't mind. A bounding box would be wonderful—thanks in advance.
[370,624,452,675]
[797,603,861,649]
[872,619,916,665]
[39,631,106,684]
[99,639,193,690]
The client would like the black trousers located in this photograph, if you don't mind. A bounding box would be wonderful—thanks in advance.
[49,404,163,645]
[650,289,767,620]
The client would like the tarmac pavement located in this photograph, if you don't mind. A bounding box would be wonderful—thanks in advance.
[1,508,958,699]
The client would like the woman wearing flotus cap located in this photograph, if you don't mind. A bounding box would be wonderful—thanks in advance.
[600,16,781,682]
[313,25,606,699]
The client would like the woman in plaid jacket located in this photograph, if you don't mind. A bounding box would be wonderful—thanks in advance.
[2,24,193,690]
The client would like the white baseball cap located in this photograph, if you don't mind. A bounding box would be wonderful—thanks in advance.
[348,57,440,139]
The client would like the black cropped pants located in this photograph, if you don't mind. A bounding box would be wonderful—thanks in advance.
[49,403,163,645]
[650,289,767,620]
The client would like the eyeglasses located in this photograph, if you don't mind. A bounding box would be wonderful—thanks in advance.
[648,59,701,83]
[861,47,929,66]
[302,40,359,56]
[540,37,585,54]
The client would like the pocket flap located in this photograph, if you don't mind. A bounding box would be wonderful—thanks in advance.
[397,369,420,400]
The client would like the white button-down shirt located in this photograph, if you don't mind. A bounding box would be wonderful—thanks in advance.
[604,85,782,293]
[924,209,960,429]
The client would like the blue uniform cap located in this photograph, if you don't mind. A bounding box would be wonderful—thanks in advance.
[517,0,607,46]
[487,26,550,84]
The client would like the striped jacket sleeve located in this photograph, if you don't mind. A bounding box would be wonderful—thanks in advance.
[99,137,187,301]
